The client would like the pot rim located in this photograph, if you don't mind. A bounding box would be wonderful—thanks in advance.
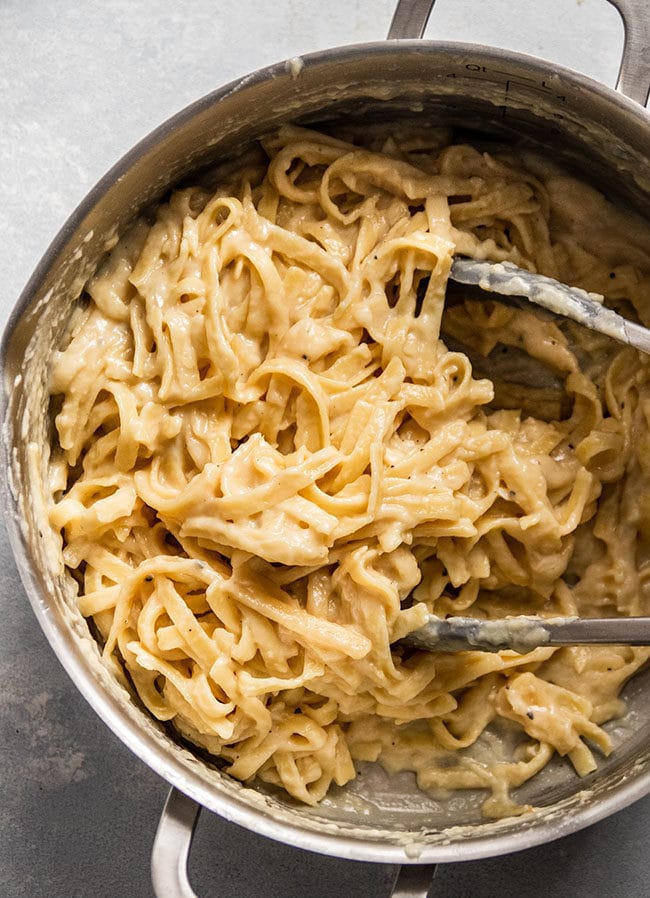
[3,37,648,355]
[3,37,650,865]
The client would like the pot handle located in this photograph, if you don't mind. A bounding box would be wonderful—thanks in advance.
[151,787,201,898]
[607,0,650,106]
[391,864,436,896]
[151,787,436,897]
[387,0,437,39]
[388,0,650,106]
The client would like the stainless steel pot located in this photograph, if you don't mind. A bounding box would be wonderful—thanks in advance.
[2,2,650,896]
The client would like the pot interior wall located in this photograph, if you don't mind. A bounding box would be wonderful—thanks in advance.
[4,42,650,859]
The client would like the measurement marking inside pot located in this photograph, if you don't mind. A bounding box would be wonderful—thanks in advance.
[504,78,566,102]
[445,71,567,103]
[464,63,536,82]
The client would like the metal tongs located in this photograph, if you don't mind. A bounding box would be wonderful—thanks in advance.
[404,260,650,653]
[450,258,650,355]
[402,615,650,654]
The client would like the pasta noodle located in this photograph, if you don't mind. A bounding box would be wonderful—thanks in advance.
[48,124,650,816]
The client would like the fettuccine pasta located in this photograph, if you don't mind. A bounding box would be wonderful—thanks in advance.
[49,125,650,816]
